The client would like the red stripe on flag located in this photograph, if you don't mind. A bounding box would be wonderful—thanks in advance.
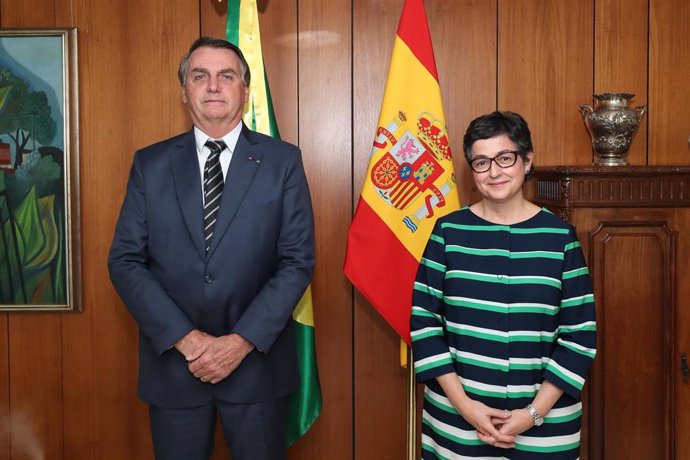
[344,199,417,343]
[396,0,438,81]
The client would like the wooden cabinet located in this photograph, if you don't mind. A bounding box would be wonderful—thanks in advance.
[533,166,690,460]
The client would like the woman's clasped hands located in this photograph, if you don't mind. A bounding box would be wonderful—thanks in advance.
[457,399,535,449]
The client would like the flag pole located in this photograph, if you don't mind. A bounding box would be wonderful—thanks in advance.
[407,346,417,460]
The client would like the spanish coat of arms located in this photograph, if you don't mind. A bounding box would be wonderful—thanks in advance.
[369,111,456,233]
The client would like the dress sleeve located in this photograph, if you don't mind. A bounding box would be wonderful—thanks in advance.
[543,228,597,399]
[410,220,455,382]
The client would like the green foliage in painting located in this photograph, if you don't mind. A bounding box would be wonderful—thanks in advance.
[0,66,57,169]
[0,65,65,306]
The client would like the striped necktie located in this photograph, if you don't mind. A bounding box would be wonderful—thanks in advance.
[203,139,227,252]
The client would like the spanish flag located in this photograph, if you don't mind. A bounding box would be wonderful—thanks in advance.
[345,0,460,344]
[227,0,322,444]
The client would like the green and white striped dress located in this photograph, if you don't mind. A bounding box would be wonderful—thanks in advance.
[411,207,596,459]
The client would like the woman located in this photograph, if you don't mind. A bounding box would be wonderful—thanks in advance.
[411,111,596,459]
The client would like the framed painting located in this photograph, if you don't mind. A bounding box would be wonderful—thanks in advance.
[0,28,80,311]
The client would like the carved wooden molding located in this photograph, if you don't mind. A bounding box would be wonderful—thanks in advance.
[534,166,690,210]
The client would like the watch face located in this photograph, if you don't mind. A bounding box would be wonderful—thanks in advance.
[534,417,544,426]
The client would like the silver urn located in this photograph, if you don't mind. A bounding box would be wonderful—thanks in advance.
[579,92,647,166]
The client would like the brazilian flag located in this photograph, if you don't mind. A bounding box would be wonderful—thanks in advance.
[226,0,323,445]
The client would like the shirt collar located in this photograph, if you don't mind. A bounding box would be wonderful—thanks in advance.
[193,122,243,155]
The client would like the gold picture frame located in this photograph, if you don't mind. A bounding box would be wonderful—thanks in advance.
[0,28,81,311]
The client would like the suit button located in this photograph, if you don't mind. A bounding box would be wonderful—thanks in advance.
[204,275,214,284]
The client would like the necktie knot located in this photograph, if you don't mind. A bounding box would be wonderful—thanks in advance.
[205,139,227,156]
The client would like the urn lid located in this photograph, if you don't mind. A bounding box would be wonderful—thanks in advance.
[593,92,634,102]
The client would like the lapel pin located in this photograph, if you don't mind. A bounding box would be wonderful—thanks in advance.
[248,156,261,164]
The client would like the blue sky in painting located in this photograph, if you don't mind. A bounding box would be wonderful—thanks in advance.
[0,35,65,149]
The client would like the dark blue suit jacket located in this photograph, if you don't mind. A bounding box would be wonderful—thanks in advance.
[108,126,314,408]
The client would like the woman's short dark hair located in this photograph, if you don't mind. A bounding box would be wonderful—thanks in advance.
[178,37,251,87]
[462,111,533,165]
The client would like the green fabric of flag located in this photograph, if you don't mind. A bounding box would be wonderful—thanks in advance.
[226,0,322,445]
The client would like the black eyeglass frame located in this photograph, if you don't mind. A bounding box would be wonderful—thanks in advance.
[468,150,520,173]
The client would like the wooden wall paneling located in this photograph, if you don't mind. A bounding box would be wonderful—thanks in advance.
[649,0,690,165]
[353,304,407,460]
[260,0,321,456]
[0,316,7,457]
[298,0,353,459]
[8,316,63,459]
[352,0,407,459]
[594,0,649,165]
[2,2,65,459]
[55,0,95,452]
[0,0,55,25]
[674,207,690,460]
[57,1,98,455]
[498,0,593,167]
[201,0,227,41]
[259,3,304,455]
[261,0,299,146]
[60,0,198,458]
[428,0,497,210]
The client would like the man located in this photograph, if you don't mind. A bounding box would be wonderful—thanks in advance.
[108,37,314,460]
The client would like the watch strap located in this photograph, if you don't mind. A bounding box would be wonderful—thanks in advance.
[526,403,544,426]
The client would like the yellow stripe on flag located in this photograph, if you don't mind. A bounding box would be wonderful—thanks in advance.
[292,285,314,327]
[377,38,445,129]
[238,0,271,134]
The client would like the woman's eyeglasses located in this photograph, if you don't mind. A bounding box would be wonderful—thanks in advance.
[469,150,519,173]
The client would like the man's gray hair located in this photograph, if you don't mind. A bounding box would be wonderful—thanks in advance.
[178,37,251,87]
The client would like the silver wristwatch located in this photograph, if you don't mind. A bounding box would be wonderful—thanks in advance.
[526,403,544,426]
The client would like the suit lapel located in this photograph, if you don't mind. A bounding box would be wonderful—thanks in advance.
[206,126,263,257]
[170,131,206,259]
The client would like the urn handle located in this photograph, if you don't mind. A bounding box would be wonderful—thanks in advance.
[579,104,594,117]
[634,105,648,119]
